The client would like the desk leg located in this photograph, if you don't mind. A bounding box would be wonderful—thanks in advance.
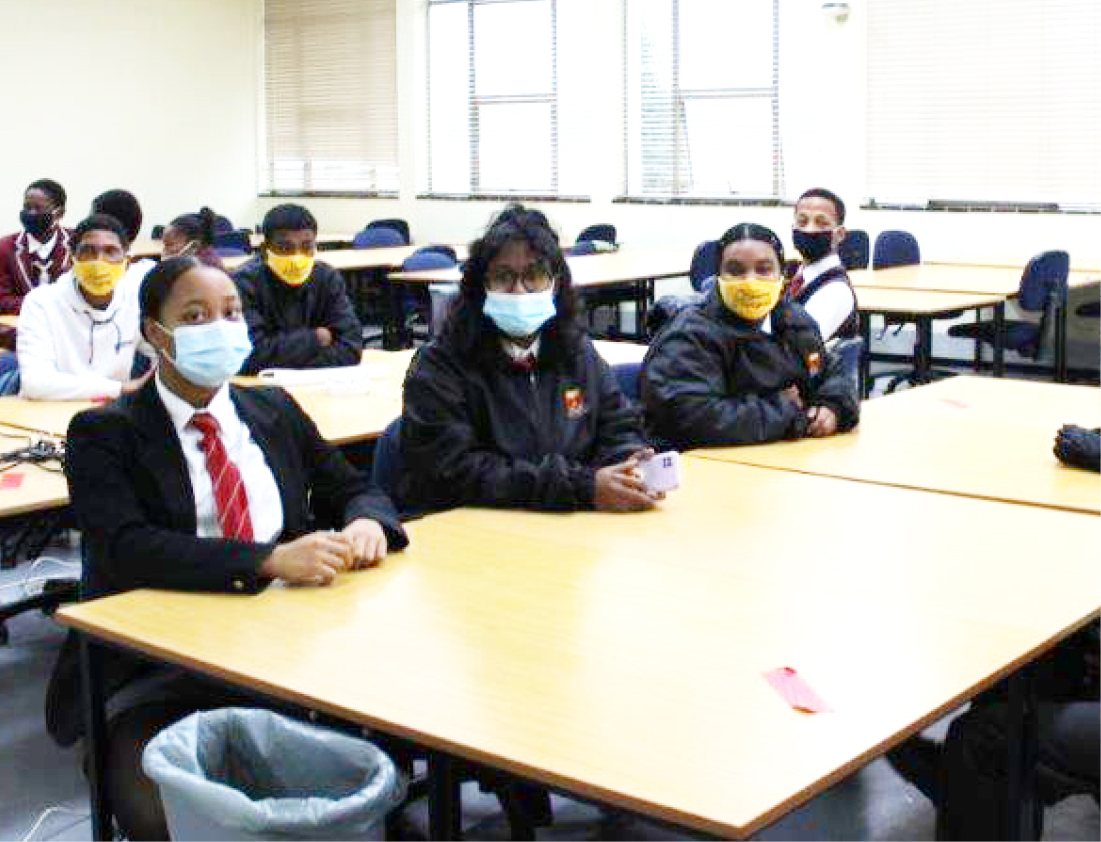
[859,313,871,398]
[1055,302,1068,383]
[993,302,1006,378]
[635,279,651,341]
[1004,666,1040,841]
[80,635,113,841]
[428,750,462,840]
[915,316,932,383]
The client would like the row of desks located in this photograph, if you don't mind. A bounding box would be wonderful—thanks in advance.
[54,373,1098,838]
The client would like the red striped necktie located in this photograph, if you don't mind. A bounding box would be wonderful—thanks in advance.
[788,268,806,298]
[190,411,254,541]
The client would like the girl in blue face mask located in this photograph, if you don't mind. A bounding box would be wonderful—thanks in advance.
[399,203,660,515]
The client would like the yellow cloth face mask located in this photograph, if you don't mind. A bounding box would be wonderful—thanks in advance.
[717,276,783,321]
[74,259,126,296]
[267,252,315,286]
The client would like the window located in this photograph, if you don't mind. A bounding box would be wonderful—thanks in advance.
[866,0,1101,212]
[263,0,398,195]
[427,0,588,198]
[624,0,781,201]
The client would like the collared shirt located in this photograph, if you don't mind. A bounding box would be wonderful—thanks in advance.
[155,375,283,542]
[500,335,541,366]
[798,253,856,340]
[27,230,58,261]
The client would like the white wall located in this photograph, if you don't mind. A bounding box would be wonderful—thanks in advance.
[0,0,261,240]
[256,0,1100,273]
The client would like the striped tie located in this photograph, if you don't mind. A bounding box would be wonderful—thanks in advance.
[190,412,254,541]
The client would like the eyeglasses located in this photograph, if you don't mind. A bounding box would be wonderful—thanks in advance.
[486,262,554,293]
[74,243,126,263]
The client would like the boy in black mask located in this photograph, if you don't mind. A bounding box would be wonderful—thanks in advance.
[788,187,858,340]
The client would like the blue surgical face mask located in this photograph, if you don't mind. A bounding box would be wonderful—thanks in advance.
[159,319,252,387]
[483,289,557,339]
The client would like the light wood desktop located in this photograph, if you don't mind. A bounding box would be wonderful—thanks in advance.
[692,376,1100,515]
[0,396,93,438]
[0,314,18,329]
[0,426,69,517]
[849,263,1098,295]
[131,232,361,261]
[58,457,1101,838]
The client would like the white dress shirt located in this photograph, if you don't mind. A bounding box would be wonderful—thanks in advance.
[798,253,857,340]
[155,375,284,542]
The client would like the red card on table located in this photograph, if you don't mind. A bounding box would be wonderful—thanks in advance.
[938,397,970,409]
[0,472,25,489]
[763,666,832,713]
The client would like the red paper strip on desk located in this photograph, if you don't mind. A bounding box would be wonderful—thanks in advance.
[763,666,832,713]
[0,472,25,489]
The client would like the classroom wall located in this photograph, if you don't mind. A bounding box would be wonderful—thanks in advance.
[255,0,1100,272]
[0,0,260,241]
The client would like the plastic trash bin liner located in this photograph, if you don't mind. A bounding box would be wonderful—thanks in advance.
[143,707,405,841]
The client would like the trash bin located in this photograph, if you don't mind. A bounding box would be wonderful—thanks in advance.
[143,707,405,841]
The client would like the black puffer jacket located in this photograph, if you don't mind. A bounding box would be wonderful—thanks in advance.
[641,291,860,450]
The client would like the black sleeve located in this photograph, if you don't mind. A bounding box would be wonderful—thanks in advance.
[642,318,805,448]
[809,344,861,431]
[310,265,363,368]
[66,408,274,594]
[236,267,324,375]
[278,390,408,547]
[588,345,647,465]
[399,347,598,511]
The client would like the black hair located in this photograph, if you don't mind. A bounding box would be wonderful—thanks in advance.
[138,256,204,340]
[717,222,785,267]
[73,213,130,249]
[91,189,143,242]
[261,203,317,240]
[796,187,846,225]
[168,207,218,247]
[26,179,66,209]
[441,203,581,356]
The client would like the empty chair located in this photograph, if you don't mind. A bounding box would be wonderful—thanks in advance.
[689,240,719,292]
[568,240,600,256]
[948,250,1071,381]
[576,223,616,245]
[872,230,920,269]
[402,247,458,338]
[353,225,407,249]
[213,215,235,236]
[212,229,251,257]
[365,218,410,244]
[839,229,870,270]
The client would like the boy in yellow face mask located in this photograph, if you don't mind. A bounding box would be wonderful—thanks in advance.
[231,203,363,376]
[641,222,860,450]
[15,213,152,401]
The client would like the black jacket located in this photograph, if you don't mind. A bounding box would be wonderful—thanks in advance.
[641,292,860,450]
[399,323,645,512]
[795,263,860,340]
[233,257,363,375]
[47,380,408,745]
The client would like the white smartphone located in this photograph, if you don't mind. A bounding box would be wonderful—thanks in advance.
[640,451,681,493]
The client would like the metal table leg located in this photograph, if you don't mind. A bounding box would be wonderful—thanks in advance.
[993,302,1006,378]
[80,635,113,841]
[428,749,462,840]
[1005,665,1040,840]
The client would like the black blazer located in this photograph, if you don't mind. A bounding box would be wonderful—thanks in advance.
[46,379,408,745]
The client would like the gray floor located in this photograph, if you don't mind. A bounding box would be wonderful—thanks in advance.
[3,557,1097,841]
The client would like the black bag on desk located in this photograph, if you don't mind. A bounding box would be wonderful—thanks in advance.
[1054,425,1100,473]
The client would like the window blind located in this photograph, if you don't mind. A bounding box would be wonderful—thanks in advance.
[263,0,398,195]
[623,0,781,201]
[867,0,1101,212]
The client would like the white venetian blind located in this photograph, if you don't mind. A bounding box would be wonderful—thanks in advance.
[624,0,781,200]
[867,0,1101,211]
[263,0,398,194]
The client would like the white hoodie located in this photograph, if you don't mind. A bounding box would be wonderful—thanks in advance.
[17,261,150,401]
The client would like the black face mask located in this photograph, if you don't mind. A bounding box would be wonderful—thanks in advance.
[792,228,834,264]
[20,209,54,239]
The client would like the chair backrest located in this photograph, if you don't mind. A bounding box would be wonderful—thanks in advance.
[402,247,458,271]
[872,230,920,269]
[365,218,411,244]
[577,224,616,245]
[371,418,403,505]
[829,337,865,394]
[419,244,457,262]
[568,240,600,256]
[353,226,407,249]
[612,362,642,401]
[212,230,252,254]
[1018,250,1070,312]
[689,240,719,291]
[213,215,235,235]
[1076,301,1100,319]
[839,229,870,270]
[151,225,165,240]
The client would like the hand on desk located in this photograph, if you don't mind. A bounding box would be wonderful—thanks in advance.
[261,531,356,585]
[595,448,664,512]
[342,518,389,568]
[806,406,838,437]
[781,384,804,411]
[315,327,333,348]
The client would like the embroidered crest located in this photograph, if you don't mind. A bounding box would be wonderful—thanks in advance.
[563,387,586,418]
[806,351,823,375]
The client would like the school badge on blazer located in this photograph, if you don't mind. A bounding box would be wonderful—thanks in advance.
[805,351,823,375]
[562,386,586,419]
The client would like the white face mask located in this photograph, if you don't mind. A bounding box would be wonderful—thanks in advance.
[157,319,252,387]
[482,289,557,338]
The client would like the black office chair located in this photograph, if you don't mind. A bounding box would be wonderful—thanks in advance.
[689,240,719,293]
[576,223,616,246]
[358,218,411,246]
[212,230,252,257]
[612,362,642,404]
[839,229,870,270]
[150,225,165,240]
[872,230,920,269]
[948,250,1071,381]
[213,215,235,236]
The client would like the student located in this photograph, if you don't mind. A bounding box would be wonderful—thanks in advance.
[91,187,158,282]
[641,222,859,450]
[161,206,226,269]
[0,178,73,315]
[400,204,659,513]
[788,187,859,341]
[233,203,363,375]
[49,256,409,840]
[17,214,149,400]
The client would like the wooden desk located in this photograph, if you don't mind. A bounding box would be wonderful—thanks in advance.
[692,376,1100,515]
[0,427,69,517]
[59,458,1100,839]
[131,232,360,261]
[0,314,18,329]
[849,263,1098,295]
[0,396,92,438]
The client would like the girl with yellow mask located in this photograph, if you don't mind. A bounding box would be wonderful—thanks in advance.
[641,222,859,450]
